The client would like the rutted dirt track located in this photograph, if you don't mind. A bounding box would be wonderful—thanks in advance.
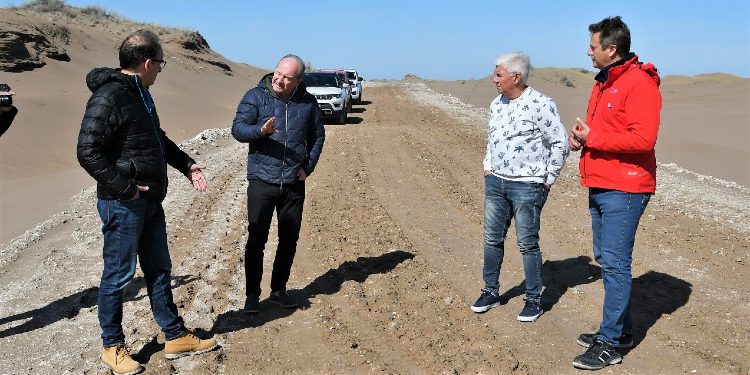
[1,83,748,374]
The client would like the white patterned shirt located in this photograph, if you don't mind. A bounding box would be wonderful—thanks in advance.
[483,87,569,185]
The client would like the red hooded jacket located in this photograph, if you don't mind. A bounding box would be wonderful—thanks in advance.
[580,54,662,193]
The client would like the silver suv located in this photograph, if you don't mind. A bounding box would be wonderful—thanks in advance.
[344,69,363,104]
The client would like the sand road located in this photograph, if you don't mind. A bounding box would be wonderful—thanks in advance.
[0,83,748,374]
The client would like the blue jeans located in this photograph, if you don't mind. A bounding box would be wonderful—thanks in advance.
[589,188,650,346]
[97,198,186,347]
[482,175,548,303]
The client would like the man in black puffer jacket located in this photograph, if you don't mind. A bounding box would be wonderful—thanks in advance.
[76,30,217,374]
[232,54,325,313]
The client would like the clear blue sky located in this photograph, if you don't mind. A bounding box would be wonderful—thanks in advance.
[3,0,749,80]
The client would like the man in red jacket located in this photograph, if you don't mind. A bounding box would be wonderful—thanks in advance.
[568,16,662,370]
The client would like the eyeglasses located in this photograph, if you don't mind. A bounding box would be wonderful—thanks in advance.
[151,59,167,69]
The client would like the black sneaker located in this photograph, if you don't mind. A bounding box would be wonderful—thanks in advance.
[517,300,543,322]
[572,339,622,370]
[577,333,633,348]
[269,290,298,308]
[242,293,260,314]
[470,290,502,313]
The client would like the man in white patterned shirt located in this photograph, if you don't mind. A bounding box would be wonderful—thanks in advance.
[470,52,569,322]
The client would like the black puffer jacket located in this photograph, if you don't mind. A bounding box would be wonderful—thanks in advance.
[77,67,195,202]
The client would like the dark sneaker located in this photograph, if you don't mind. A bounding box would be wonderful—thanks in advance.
[577,332,633,348]
[470,290,502,313]
[517,300,543,322]
[572,339,622,370]
[269,290,298,308]
[242,294,260,314]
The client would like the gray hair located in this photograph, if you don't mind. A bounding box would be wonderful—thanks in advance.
[278,54,306,77]
[495,52,531,84]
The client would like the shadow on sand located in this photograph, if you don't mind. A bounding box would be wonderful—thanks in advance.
[0,274,198,339]
[498,255,601,311]
[344,116,363,125]
[210,250,415,335]
[625,270,692,350]
[500,255,692,349]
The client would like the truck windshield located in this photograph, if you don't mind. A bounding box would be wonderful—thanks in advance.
[304,73,338,87]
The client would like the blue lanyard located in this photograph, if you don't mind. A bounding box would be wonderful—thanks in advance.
[133,75,154,116]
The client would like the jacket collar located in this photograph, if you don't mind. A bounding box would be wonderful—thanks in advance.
[259,72,307,103]
[86,67,140,93]
[594,52,636,84]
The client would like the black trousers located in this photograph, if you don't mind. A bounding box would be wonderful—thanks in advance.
[244,178,305,296]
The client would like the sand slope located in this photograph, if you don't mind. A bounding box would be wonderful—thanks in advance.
[0,7,266,242]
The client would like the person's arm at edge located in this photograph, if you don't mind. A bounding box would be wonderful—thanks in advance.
[0,106,18,137]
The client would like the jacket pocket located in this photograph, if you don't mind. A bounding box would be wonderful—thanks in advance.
[115,157,139,178]
[619,158,651,181]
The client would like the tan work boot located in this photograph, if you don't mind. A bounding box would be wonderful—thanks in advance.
[101,345,143,375]
[164,330,218,359]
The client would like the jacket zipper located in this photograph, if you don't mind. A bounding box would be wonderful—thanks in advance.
[136,81,167,198]
[279,101,289,190]
[582,86,605,183]
[151,117,167,198]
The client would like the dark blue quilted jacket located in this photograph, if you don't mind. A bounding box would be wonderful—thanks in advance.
[232,73,325,184]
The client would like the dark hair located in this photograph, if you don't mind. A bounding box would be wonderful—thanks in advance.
[119,30,162,70]
[588,16,631,55]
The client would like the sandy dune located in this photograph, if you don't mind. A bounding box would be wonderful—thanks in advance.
[0,7,265,243]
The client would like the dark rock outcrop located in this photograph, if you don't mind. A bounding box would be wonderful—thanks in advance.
[0,22,70,72]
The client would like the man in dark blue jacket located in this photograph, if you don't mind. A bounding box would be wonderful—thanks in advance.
[232,54,325,313]
[77,30,217,374]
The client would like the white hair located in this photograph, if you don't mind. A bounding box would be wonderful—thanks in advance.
[279,54,306,77]
[495,52,531,84]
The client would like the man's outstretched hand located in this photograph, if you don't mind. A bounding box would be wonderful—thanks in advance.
[189,163,208,192]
